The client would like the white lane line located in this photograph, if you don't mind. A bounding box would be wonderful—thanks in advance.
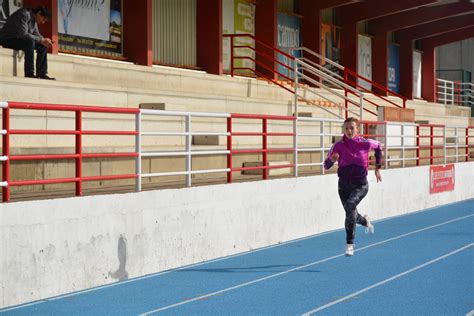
[139,214,473,315]
[302,243,473,316]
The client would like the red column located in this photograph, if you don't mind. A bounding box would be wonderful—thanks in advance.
[399,39,413,100]
[255,0,277,80]
[372,31,388,96]
[23,0,58,54]
[422,46,435,102]
[123,0,152,66]
[298,0,321,63]
[297,0,322,86]
[340,22,358,73]
[197,0,223,75]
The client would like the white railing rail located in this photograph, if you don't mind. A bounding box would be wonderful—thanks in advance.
[290,47,366,120]
[138,109,472,183]
[436,78,455,104]
[139,109,231,190]
[436,78,473,106]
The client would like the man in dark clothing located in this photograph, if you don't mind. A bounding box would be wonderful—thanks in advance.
[0,6,55,80]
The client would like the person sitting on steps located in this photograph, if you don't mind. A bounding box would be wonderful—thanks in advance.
[0,6,55,80]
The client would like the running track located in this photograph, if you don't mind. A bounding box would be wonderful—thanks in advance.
[1,199,473,315]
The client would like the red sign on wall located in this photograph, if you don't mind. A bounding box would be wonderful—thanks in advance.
[430,164,455,194]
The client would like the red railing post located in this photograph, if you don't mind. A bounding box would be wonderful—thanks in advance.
[75,110,83,196]
[262,118,268,180]
[227,117,233,183]
[416,125,420,166]
[2,108,10,202]
[430,126,434,165]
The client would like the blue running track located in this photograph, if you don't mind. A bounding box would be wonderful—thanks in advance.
[1,199,473,315]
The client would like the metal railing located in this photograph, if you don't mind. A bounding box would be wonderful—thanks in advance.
[223,34,407,121]
[138,109,231,189]
[436,78,474,106]
[290,47,407,112]
[1,102,472,202]
[223,33,296,94]
[1,101,140,202]
[223,34,370,120]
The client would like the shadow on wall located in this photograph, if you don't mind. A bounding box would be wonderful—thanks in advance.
[109,234,129,281]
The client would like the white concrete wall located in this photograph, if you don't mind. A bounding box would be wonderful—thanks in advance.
[1,162,473,308]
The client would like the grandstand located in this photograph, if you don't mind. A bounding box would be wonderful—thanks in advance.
[0,0,473,312]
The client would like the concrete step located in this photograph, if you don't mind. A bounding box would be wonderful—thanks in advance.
[5,47,470,123]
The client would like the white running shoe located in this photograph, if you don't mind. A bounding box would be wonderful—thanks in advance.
[345,244,354,256]
[364,215,374,234]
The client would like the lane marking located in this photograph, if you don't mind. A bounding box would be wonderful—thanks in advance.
[139,214,473,315]
[302,243,473,315]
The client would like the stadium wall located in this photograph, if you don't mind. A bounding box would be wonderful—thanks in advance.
[1,162,473,308]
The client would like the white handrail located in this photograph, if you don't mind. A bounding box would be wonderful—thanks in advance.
[139,109,231,190]
[436,78,473,106]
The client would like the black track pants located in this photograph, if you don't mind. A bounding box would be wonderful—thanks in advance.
[338,181,369,244]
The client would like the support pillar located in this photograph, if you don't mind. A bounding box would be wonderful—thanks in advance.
[197,0,223,75]
[399,39,413,99]
[298,0,321,64]
[255,0,277,80]
[421,45,436,102]
[372,31,388,96]
[123,0,152,66]
[341,22,358,73]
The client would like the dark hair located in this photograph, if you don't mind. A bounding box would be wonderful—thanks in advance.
[343,117,360,126]
[32,6,51,18]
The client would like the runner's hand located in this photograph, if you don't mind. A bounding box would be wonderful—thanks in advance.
[375,168,382,182]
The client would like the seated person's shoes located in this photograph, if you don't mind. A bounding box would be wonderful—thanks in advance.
[25,74,37,78]
[38,75,55,80]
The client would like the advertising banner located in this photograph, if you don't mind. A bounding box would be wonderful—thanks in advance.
[321,23,331,64]
[357,34,372,91]
[277,12,300,78]
[321,23,341,65]
[388,43,400,93]
[413,51,422,98]
[222,0,255,74]
[0,0,22,29]
[58,0,122,57]
[429,164,455,194]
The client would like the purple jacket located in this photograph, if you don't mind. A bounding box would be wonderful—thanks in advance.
[324,135,382,185]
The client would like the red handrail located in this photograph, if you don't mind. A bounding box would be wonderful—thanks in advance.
[467,126,473,162]
[227,113,296,182]
[224,34,295,61]
[344,68,406,109]
[225,34,406,120]
[223,34,296,93]
[2,101,140,202]
[416,124,445,165]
